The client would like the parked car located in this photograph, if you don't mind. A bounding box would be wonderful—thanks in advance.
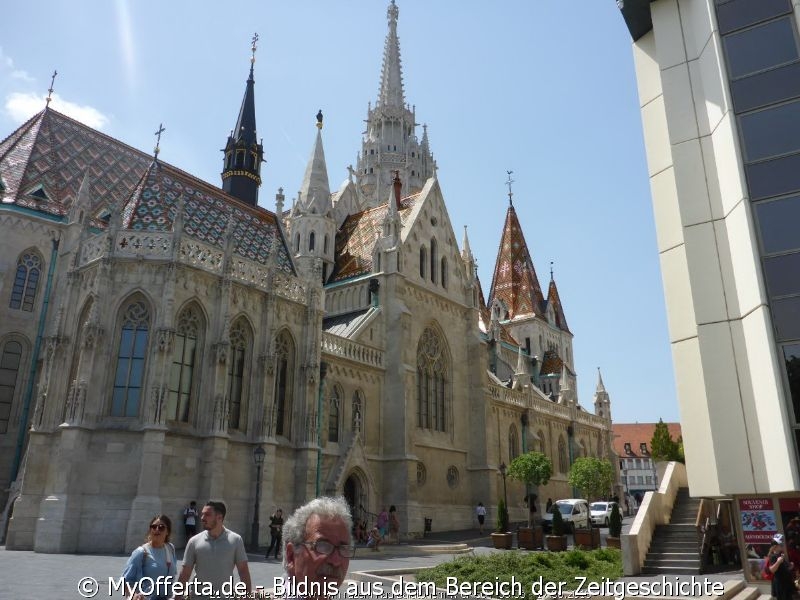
[589,501,619,527]
[542,499,590,532]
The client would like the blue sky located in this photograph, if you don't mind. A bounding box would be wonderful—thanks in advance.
[0,1,679,424]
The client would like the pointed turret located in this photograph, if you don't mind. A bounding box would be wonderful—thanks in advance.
[355,1,435,207]
[546,268,571,333]
[558,363,574,406]
[594,368,612,420]
[289,112,337,284]
[488,202,546,320]
[221,34,264,206]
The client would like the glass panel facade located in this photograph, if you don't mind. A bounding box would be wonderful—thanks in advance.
[732,62,800,113]
[724,18,798,78]
[784,343,800,421]
[716,0,791,35]
[773,297,800,342]
[755,196,800,254]
[740,100,800,162]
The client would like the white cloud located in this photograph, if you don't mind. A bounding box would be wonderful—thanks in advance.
[5,92,109,129]
[0,47,33,82]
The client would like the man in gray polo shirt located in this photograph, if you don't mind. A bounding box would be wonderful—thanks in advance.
[178,501,251,598]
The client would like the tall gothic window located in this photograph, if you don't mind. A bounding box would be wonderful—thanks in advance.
[9,251,42,312]
[328,385,341,443]
[430,238,438,284]
[352,389,364,432]
[580,440,588,458]
[273,330,294,437]
[441,257,448,289]
[309,231,316,252]
[416,327,449,432]
[537,430,546,455]
[0,340,23,433]
[111,299,150,417]
[558,435,568,473]
[509,424,519,460]
[419,246,427,279]
[227,319,251,431]
[167,305,202,422]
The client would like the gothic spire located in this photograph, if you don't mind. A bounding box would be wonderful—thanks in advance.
[222,33,264,206]
[488,200,546,321]
[596,367,606,393]
[379,1,405,109]
[356,1,435,207]
[298,112,332,215]
[546,270,571,333]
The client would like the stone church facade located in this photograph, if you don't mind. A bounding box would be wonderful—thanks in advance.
[0,1,614,553]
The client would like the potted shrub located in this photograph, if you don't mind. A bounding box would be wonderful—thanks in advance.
[508,451,552,550]
[491,498,513,549]
[546,504,568,551]
[573,523,601,549]
[606,502,622,549]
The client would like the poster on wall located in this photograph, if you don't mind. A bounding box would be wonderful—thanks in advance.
[740,497,777,581]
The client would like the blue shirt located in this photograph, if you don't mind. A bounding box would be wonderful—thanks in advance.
[122,543,177,600]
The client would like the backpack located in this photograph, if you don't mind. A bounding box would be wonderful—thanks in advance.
[763,557,775,581]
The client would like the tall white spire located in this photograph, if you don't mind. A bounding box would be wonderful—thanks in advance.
[379,1,405,109]
[298,126,331,216]
[355,1,435,208]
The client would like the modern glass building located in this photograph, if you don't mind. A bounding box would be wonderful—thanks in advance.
[619,0,800,580]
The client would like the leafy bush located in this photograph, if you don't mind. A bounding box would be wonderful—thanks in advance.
[496,498,510,532]
[417,548,622,598]
[551,505,565,536]
[609,502,622,537]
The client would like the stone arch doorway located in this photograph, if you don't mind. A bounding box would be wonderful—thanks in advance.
[343,471,367,526]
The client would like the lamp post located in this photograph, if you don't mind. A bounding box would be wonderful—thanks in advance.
[499,461,508,512]
[250,444,266,552]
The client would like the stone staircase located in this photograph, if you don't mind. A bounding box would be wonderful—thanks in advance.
[642,487,702,574]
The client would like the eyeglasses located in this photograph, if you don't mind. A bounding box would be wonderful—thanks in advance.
[150,524,167,532]
[302,539,356,558]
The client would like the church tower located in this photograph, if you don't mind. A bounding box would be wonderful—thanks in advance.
[355,0,435,207]
[593,368,612,421]
[290,112,336,283]
[221,34,265,206]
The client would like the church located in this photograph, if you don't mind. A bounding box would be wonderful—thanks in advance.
[0,1,614,552]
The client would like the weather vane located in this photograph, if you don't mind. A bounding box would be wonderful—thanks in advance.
[251,33,259,64]
[46,70,58,107]
[505,170,514,206]
[154,123,165,159]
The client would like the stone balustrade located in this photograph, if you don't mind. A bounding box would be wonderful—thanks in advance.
[321,332,384,369]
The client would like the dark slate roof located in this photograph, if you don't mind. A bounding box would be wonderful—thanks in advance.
[322,307,374,337]
[0,108,294,273]
[331,193,419,282]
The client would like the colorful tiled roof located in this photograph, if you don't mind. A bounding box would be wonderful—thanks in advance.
[0,109,152,217]
[488,204,546,320]
[0,109,293,272]
[612,422,683,458]
[331,194,419,282]
[121,161,293,272]
[539,349,566,376]
[546,277,571,333]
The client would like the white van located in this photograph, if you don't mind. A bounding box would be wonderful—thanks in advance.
[542,499,590,532]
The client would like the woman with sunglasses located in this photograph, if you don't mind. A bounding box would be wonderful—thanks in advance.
[121,515,177,600]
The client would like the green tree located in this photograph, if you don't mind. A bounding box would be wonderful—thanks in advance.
[650,418,684,463]
[568,457,614,501]
[507,451,553,526]
[608,502,622,537]
[496,497,510,533]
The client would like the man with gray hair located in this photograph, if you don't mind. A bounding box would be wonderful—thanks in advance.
[279,496,354,599]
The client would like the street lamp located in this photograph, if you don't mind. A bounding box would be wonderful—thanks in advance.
[250,444,266,552]
[499,461,508,512]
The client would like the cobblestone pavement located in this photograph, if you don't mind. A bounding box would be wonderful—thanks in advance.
[0,546,464,600]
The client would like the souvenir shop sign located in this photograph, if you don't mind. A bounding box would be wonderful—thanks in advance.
[740,498,777,544]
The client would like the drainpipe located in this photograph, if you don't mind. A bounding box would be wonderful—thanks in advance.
[10,237,59,483]
[315,361,328,497]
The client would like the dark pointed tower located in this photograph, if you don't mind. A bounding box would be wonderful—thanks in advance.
[221,34,264,206]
